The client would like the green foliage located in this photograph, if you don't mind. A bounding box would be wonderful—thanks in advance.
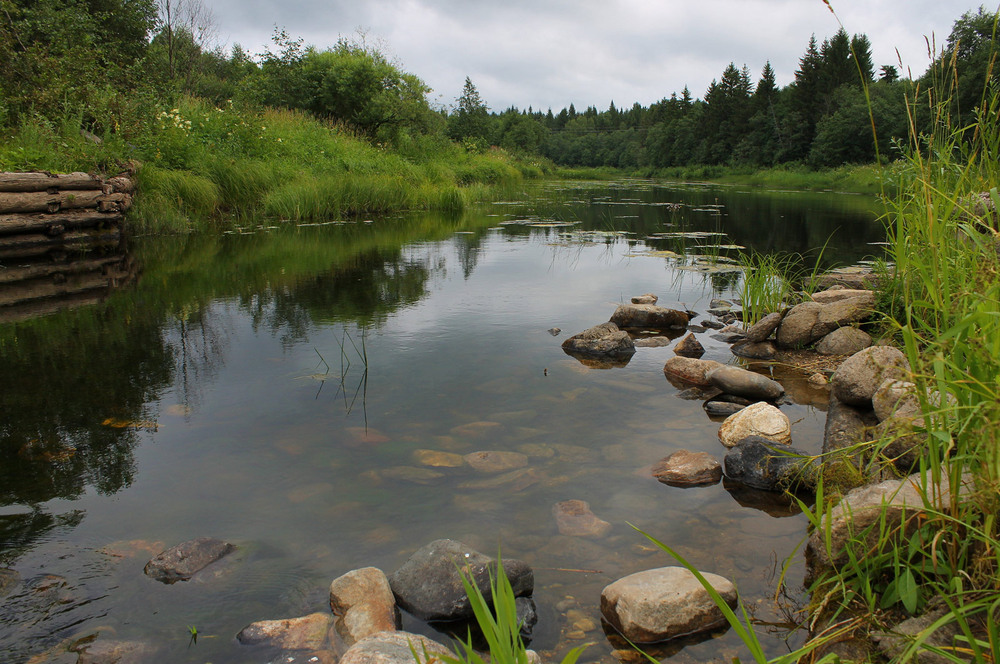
[737,252,798,325]
[0,0,158,128]
[448,77,491,144]
[800,13,1000,661]
[426,553,588,664]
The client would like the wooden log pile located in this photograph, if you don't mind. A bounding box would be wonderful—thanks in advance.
[0,171,137,323]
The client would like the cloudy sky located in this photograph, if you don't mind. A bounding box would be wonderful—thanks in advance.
[206,0,976,112]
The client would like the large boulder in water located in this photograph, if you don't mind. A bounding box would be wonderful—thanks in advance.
[610,303,689,331]
[561,322,635,357]
[388,539,533,622]
[600,567,736,643]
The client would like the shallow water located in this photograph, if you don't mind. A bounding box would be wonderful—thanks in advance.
[0,180,883,663]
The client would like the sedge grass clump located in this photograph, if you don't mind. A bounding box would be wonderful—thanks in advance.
[417,553,588,664]
[129,165,220,232]
[737,252,799,325]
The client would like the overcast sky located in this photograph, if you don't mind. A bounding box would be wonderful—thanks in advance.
[205,0,979,112]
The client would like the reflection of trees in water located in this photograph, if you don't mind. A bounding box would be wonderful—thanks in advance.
[510,183,883,269]
[708,270,742,294]
[0,509,84,567]
[0,308,175,568]
[239,247,440,345]
[454,231,486,279]
[0,313,173,507]
[166,304,230,416]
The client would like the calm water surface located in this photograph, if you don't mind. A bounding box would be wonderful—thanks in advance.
[0,180,884,663]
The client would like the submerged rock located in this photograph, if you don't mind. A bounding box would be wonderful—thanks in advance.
[0,568,20,598]
[72,638,159,664]
[388,539,533,622]
[464,450,529,473]
[412,449,465,468]
[600,567,736,643]
[561,322,635,357]
[634,336,674,348]
[552,499,612,537]
[652,450,722,487]
[143,537,235,584]
[609,303,689,330]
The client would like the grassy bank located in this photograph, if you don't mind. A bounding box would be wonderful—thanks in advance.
[640,163,885,194]
[661,91,1000,664]
[0,97,551,234]
[552,163,886,194]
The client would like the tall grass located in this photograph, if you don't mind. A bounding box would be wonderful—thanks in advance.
[0,95,543,233]
[737,252,799,325]
[643,17,1000,664]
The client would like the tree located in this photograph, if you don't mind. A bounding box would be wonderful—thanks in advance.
[922,7,1000,128]
[700,62,753,163]
[782,35,823,161]
[447,77,491,144]
[154,0,218,82]
[0,0,158,127]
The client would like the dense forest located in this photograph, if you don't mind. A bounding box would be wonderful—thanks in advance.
[0,1,997,174]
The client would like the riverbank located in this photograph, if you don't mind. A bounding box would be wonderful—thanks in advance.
[0,97,551,235]
[553,163,886,195]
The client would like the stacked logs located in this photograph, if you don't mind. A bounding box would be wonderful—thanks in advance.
[0,171,136,323]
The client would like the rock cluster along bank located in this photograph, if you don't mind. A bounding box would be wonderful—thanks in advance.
[557,272,962,658]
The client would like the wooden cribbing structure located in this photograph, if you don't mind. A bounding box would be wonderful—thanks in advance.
[0,171,137,323]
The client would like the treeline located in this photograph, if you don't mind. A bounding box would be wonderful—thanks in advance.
[0,0,996,175]
[0,0,448,155]
[451,7,1000,170]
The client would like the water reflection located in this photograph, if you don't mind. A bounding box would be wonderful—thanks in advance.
[0,181,882,663]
